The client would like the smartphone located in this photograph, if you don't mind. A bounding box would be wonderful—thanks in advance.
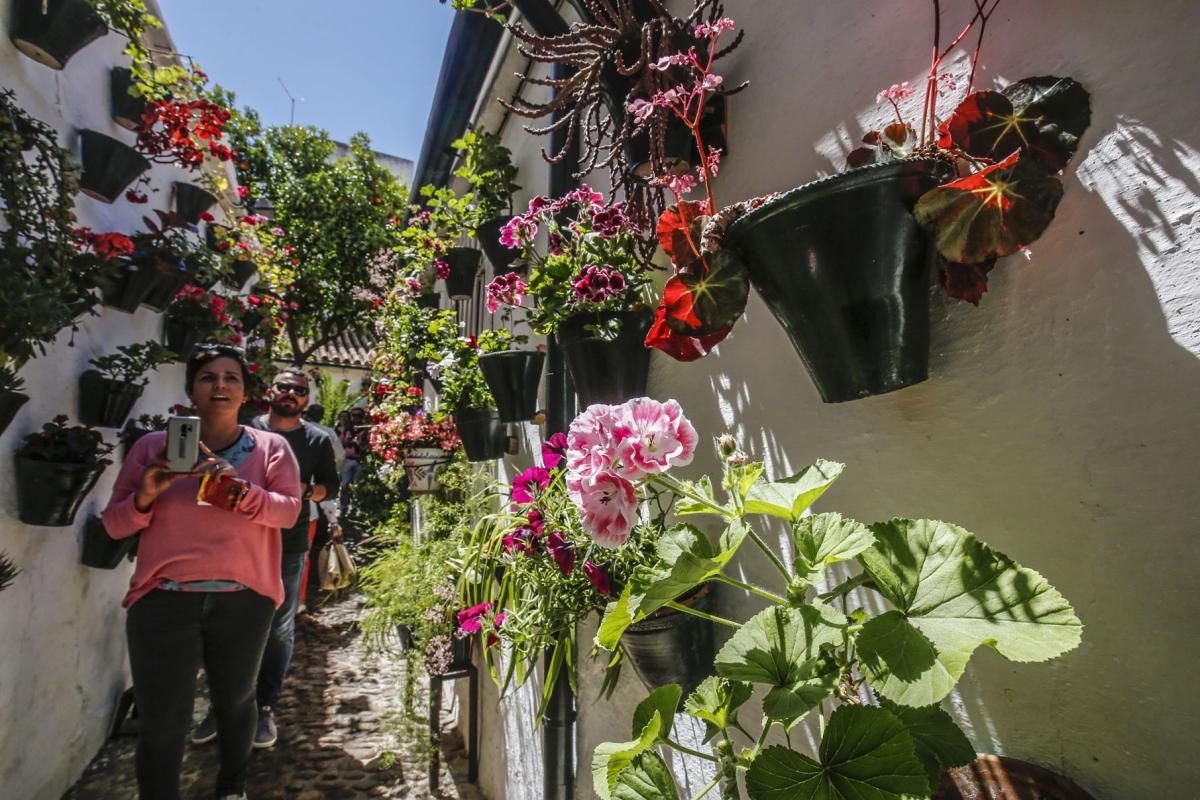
[166,415,200,473]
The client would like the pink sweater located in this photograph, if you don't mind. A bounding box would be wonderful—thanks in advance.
[103,427,303,609]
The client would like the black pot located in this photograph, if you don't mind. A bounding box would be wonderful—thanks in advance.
[724,159,954,403]
[442,247,483,301]
[136,254,188,312]
[622,584,715,697]
[453,408,506,463]
[173,182,218,225]
[395,623,414,653]
[557,310,653,407]
[229,259,257,290]
[79,370,143,428]
[8,0,108,70]
[101,260,159,313]
[78,130,149,204]
[14,456,106,527]
[449,635,474,671]
[479,351,544,423]
[110,67,145,130]
[239,310,263,334]
[416,293,440,311]
[80,515,135,569]
[476,215,521,275]
[163,317,201,360]
[0,390,30,438]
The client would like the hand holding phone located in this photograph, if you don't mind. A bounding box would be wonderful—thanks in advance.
[166,416,201,473]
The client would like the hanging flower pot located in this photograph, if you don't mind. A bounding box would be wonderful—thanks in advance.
[135,250,189,312]
[395,623,415,653]
[453,408,507,462]
[403,447,452,494]
[475,215,521,275]
[442,247,483,301]
[78,370,143,428]
[239,309,263,335]
[101,260,161,313]
[173,182,218,225]
[78,130,149,204]
[478,350,544,423]
[722,158,954,403]
[229,258,258,290]
[0,390,30,438]
[109,67,145,130]
[557,310,653,408]
[8,0,108,70]
[163,317,200,360]
[416,293,440,311]
[14,457,106,527]
[80,515,135,569]
[621,583,715,697]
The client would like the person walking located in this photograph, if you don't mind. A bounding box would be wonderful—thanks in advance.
[192,368,339,750]
[102,344,303,800]
[302,403,344,601]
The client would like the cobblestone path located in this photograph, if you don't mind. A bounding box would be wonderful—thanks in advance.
[64,594,482,799]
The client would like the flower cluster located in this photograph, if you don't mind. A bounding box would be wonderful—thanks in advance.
[570,264,627,306]
[485,271,527,314]
[368,410,460,463]
[136,99,234,170]
[565,397,698,547]
[73,228,135,260]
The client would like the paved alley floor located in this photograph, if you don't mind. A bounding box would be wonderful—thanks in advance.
[64,593,482,799]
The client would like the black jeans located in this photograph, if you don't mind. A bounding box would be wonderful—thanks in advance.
[127,588,274,799]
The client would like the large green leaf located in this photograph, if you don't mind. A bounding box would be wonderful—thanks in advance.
[744,705,929,800]
[791,512,877,583]
[745,460,845,522]
[597,522,749,650]
[632,684,682,743]
[613,751,682,800]
[685,676,754,742]
[762,671,839,731]
[595,686,683,799]
[714,603,846,686]
[885,702,976,787]
[857,518,1082,706]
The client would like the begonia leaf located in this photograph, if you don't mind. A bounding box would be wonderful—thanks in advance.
[856,518,1083,707]
[943,90,1038,164]
[744,459,845,522]
[662,250,750,337]
[644,303,733,362]
[846,124,916,168]
[882,701,976,787]
[612,751,681,800]
[744,706,929,800]
[938,256,996,305]
[714,603,846,687]
[1002,76,1092,172]
[656,201,707,270]
[913,151,1064,264]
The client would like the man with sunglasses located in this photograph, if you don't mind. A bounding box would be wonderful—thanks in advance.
[192,368,339,750]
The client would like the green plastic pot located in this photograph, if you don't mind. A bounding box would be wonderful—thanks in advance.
[453,408,506,463]
[173,182,218,225]
[442,247,483,301]
[163,317,201,360]
[8,0,107,70]
[80,515,135,569]
[621,583,715,697]
[78,130,149,204]
[478,350,544,423]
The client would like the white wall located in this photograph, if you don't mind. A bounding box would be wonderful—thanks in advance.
[0,5,240,796]
[464,1,1200,798]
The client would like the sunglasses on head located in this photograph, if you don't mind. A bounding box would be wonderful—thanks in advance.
[273,382,309,397]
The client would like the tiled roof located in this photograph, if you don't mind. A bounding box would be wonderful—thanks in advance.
[290,330,377,370]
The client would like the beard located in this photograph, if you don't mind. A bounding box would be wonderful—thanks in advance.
[270,399,304,418]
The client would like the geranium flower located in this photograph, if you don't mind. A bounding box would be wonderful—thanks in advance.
[584,560,613,596]
[486,272,527,313]
[612,397,698,480]
[512,466,551,504]
[456,601,493,634]
[567,469,638,548]
[124,189,148,204]
[541,432,567,470]
[434,259,451,280]
[570,264,627,306]
[566,403,620,478]
[545,530,575,577]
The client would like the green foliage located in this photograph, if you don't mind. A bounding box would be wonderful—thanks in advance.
[452,125,521,220]
[90,341,176,386]
[313,372,363,425]
[433,332,493,412]
[372,304,460,403]
[476,328,525,354]
[16,415,114,465]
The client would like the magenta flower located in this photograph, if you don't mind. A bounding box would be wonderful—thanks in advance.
[500,215,536,249]
[570,265,628,306]
[545,530,575,577]
[456,601,494,634]
[526,508,545,534]
[512,466,551,504]
[695,17,735,37]
[612,397,698,480]
[584,560,613,596]
[488,612,505,648]
[567,469,638,548]
[486,272,527,313]
[590,204,630,238]
[503,527,537,555]
[434,259,451,281]
[542,432,568,470]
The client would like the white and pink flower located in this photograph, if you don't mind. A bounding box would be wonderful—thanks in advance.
[612,398,698,480]
[567,469,638,548]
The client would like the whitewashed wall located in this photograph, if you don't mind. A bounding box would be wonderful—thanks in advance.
[0,4,242,796]
[460,1,1200,798]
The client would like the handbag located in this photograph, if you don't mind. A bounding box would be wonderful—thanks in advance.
[319,540,357,591]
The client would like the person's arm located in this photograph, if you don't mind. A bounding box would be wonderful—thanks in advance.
[102,435,190,538]
[309,434,339,504]
[237,438,303,528]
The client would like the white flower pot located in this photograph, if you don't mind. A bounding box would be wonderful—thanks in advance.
[403,447,452,494]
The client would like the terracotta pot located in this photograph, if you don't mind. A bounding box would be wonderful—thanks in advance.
[934,755,1095,800]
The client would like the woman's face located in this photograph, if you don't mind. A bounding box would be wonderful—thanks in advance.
[188,356,246,420]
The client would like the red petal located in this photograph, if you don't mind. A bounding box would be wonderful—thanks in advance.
[644,304,733,362]
[656,201,706,269]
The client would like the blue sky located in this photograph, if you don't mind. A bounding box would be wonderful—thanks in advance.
[156,0,457,164]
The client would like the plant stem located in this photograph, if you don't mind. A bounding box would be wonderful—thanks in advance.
[690,773,722,800]
[744,525,791,583]
[715,573,787,606]
[665,600,740,629]
[666,738,720,763]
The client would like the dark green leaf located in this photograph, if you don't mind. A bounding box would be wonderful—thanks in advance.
[791,512,876,583]
[1002,76,1092,172]
[714,604,845,686]
[762,670,838,730]
[632,684,682,742]
[592,715,664,800]
[885,701,977,787]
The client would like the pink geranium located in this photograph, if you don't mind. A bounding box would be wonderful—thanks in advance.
[512,466,551,504]
[612,398,698,480]
[486,272,527,313]
[567,469,638,548]
[565,403,621,479]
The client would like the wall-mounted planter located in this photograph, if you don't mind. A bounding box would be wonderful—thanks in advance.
[79,130,149,204]
[120,420,157,457]
[136,251,188,312]
[9,0,108,70]
[109,67,145,130]
[479,350,544,423]
[621,583,714,697]
[475,215,521,275]
[239,310,263,335]
[442,247,483,301]
[557,310,652,408]
[402,447,452,494]
[173,182,218,225]
[80,515,135,569]
[79,370,143,428]
[14,456,106,526]
[0,390,30,438]
[724,158,954,403]
[416,293,440,311]
[453,408,506,463]
[101,259,161,313]
[229,258,257,290]
[163,317,200,360]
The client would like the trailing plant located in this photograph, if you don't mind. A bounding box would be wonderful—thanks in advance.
[427,330,493,412]
[16,415,114,465]
[372,302,460,401]
[582,435,1081,800]
[129,209,222,286]
[89,341,175,386]
[0,361,26,394]
[0,551,18,593]
[452,125,521,220]
[368,410,460,460]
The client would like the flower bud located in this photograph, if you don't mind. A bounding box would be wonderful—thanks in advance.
[715,434,737,460]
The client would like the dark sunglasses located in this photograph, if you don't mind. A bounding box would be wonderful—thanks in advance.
[273,382,309,397]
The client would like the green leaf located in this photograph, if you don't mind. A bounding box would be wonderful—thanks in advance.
[613,751,681,800]
[885,702,976,787]
[745,460,845,522]
[714,604,846,686]
[674,474,732,518]
[632,684,682,742]
[762,670,839,731]
[791,512,876,582]
[744,706,929,800]
[597,522,749,650]
[593,715,664,800]
[684,676,753,742]
[857,518,1083,706]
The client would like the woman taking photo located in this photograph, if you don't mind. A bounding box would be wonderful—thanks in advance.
[102,345,302,800]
